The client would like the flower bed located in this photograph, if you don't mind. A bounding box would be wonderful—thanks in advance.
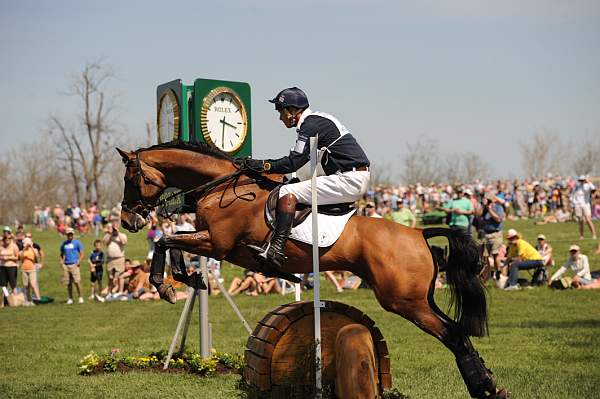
[78,348,244,377]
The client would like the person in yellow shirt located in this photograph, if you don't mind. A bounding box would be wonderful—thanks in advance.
[503,229,543,290]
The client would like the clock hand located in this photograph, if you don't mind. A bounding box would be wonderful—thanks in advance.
[223,120,237,129]
[219,117,237,130]
[221,117,226,148]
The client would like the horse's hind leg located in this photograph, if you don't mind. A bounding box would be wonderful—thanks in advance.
[384,296,502,399]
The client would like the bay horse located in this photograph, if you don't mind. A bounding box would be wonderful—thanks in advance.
[117,142,506,398]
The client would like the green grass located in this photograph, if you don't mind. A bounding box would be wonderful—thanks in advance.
[1,220,599,398]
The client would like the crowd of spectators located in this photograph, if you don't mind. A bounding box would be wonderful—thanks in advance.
[355,174,599,290]
[2,173,600,306]
[357,175,600,229]
[31,202,121,236]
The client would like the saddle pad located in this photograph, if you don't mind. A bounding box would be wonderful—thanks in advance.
[267,208,355,247]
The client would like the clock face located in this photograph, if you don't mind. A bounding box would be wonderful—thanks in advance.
[157,89,180,143]
[200,87,248,154]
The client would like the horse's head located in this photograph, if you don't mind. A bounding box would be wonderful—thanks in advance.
[116,148,166,233]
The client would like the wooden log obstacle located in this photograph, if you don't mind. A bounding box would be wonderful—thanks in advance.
[244,300,391,398]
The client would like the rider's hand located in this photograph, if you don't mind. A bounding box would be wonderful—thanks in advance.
[244,159,271,173]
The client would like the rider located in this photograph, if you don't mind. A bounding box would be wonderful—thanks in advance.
[246,87,371,268]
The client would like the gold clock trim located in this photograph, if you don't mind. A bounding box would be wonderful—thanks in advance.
[200,86,248,154]
[157,89,180,143]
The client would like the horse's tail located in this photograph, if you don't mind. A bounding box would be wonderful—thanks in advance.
[423,227,488,337]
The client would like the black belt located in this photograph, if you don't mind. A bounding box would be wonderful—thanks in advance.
[341,165,369,172]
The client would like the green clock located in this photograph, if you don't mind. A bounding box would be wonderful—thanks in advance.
[156,78,252,158]
[154,77,253,215]
[156,79,193,143]
[193,78,252,157]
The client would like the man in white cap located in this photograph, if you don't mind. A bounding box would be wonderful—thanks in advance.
[550,245,593,288]
[569,175,596,240]
[502,228,544,290]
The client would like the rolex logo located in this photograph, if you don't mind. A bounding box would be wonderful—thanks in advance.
[214,106,232,113]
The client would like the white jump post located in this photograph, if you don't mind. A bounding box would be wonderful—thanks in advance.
[310,136,323,398]
[199,257,211,359]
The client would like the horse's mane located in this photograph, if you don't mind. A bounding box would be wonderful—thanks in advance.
[136,141,234,161]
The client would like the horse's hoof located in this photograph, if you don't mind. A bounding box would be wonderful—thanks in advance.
[158,284,177,304]
[493,388,510,399]
[191,273,207,290]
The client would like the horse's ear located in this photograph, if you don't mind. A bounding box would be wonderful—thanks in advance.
[115,147,130,164]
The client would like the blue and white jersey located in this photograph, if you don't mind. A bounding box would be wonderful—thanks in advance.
[268,109,370,176]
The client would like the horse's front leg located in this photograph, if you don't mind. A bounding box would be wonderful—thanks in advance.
[150,230,215,304]
[162,230,215,255]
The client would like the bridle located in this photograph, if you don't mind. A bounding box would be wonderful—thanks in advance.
[121,153,165,218]
[121,151,257,221]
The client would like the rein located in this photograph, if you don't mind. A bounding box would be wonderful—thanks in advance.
[123,152,259,218]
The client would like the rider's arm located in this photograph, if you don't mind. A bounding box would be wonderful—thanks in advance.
[267,132,312,174]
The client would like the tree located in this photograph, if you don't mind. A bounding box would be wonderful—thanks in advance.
[0,140,69,223]
[401,138,441,185]
[442,152,462,184]
[572,135,600,176]
[462,152,491,183]
[48,60,122,204]
[520,131,563,178]
[369,161,394,186]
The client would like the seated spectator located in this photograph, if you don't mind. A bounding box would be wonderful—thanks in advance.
[205,258,222,296]
[127,260,151,299]
[535,234,554,267]
[114,259,143,299]
[228,270,259,296]
[502,229,544,291]
[254,273,282,295]
[534,207,570,224]
[337,271,363,290]
[549,245,595,289]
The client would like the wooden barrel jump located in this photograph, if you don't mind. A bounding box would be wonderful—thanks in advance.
[244,300,391,397]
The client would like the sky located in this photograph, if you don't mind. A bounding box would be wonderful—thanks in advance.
[1,0,599,179]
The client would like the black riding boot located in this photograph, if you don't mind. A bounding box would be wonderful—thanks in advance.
[250,194,297,268]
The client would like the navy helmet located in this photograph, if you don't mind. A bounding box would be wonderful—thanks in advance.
[268,87,309,110]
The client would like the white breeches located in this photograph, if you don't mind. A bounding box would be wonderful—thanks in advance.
[279,171,370,205]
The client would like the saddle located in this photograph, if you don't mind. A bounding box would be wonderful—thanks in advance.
[264,185,355,230]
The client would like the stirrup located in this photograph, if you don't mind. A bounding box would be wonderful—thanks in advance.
[247,243,269,259]
[246,243,300,284]
[249,242,288,268]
